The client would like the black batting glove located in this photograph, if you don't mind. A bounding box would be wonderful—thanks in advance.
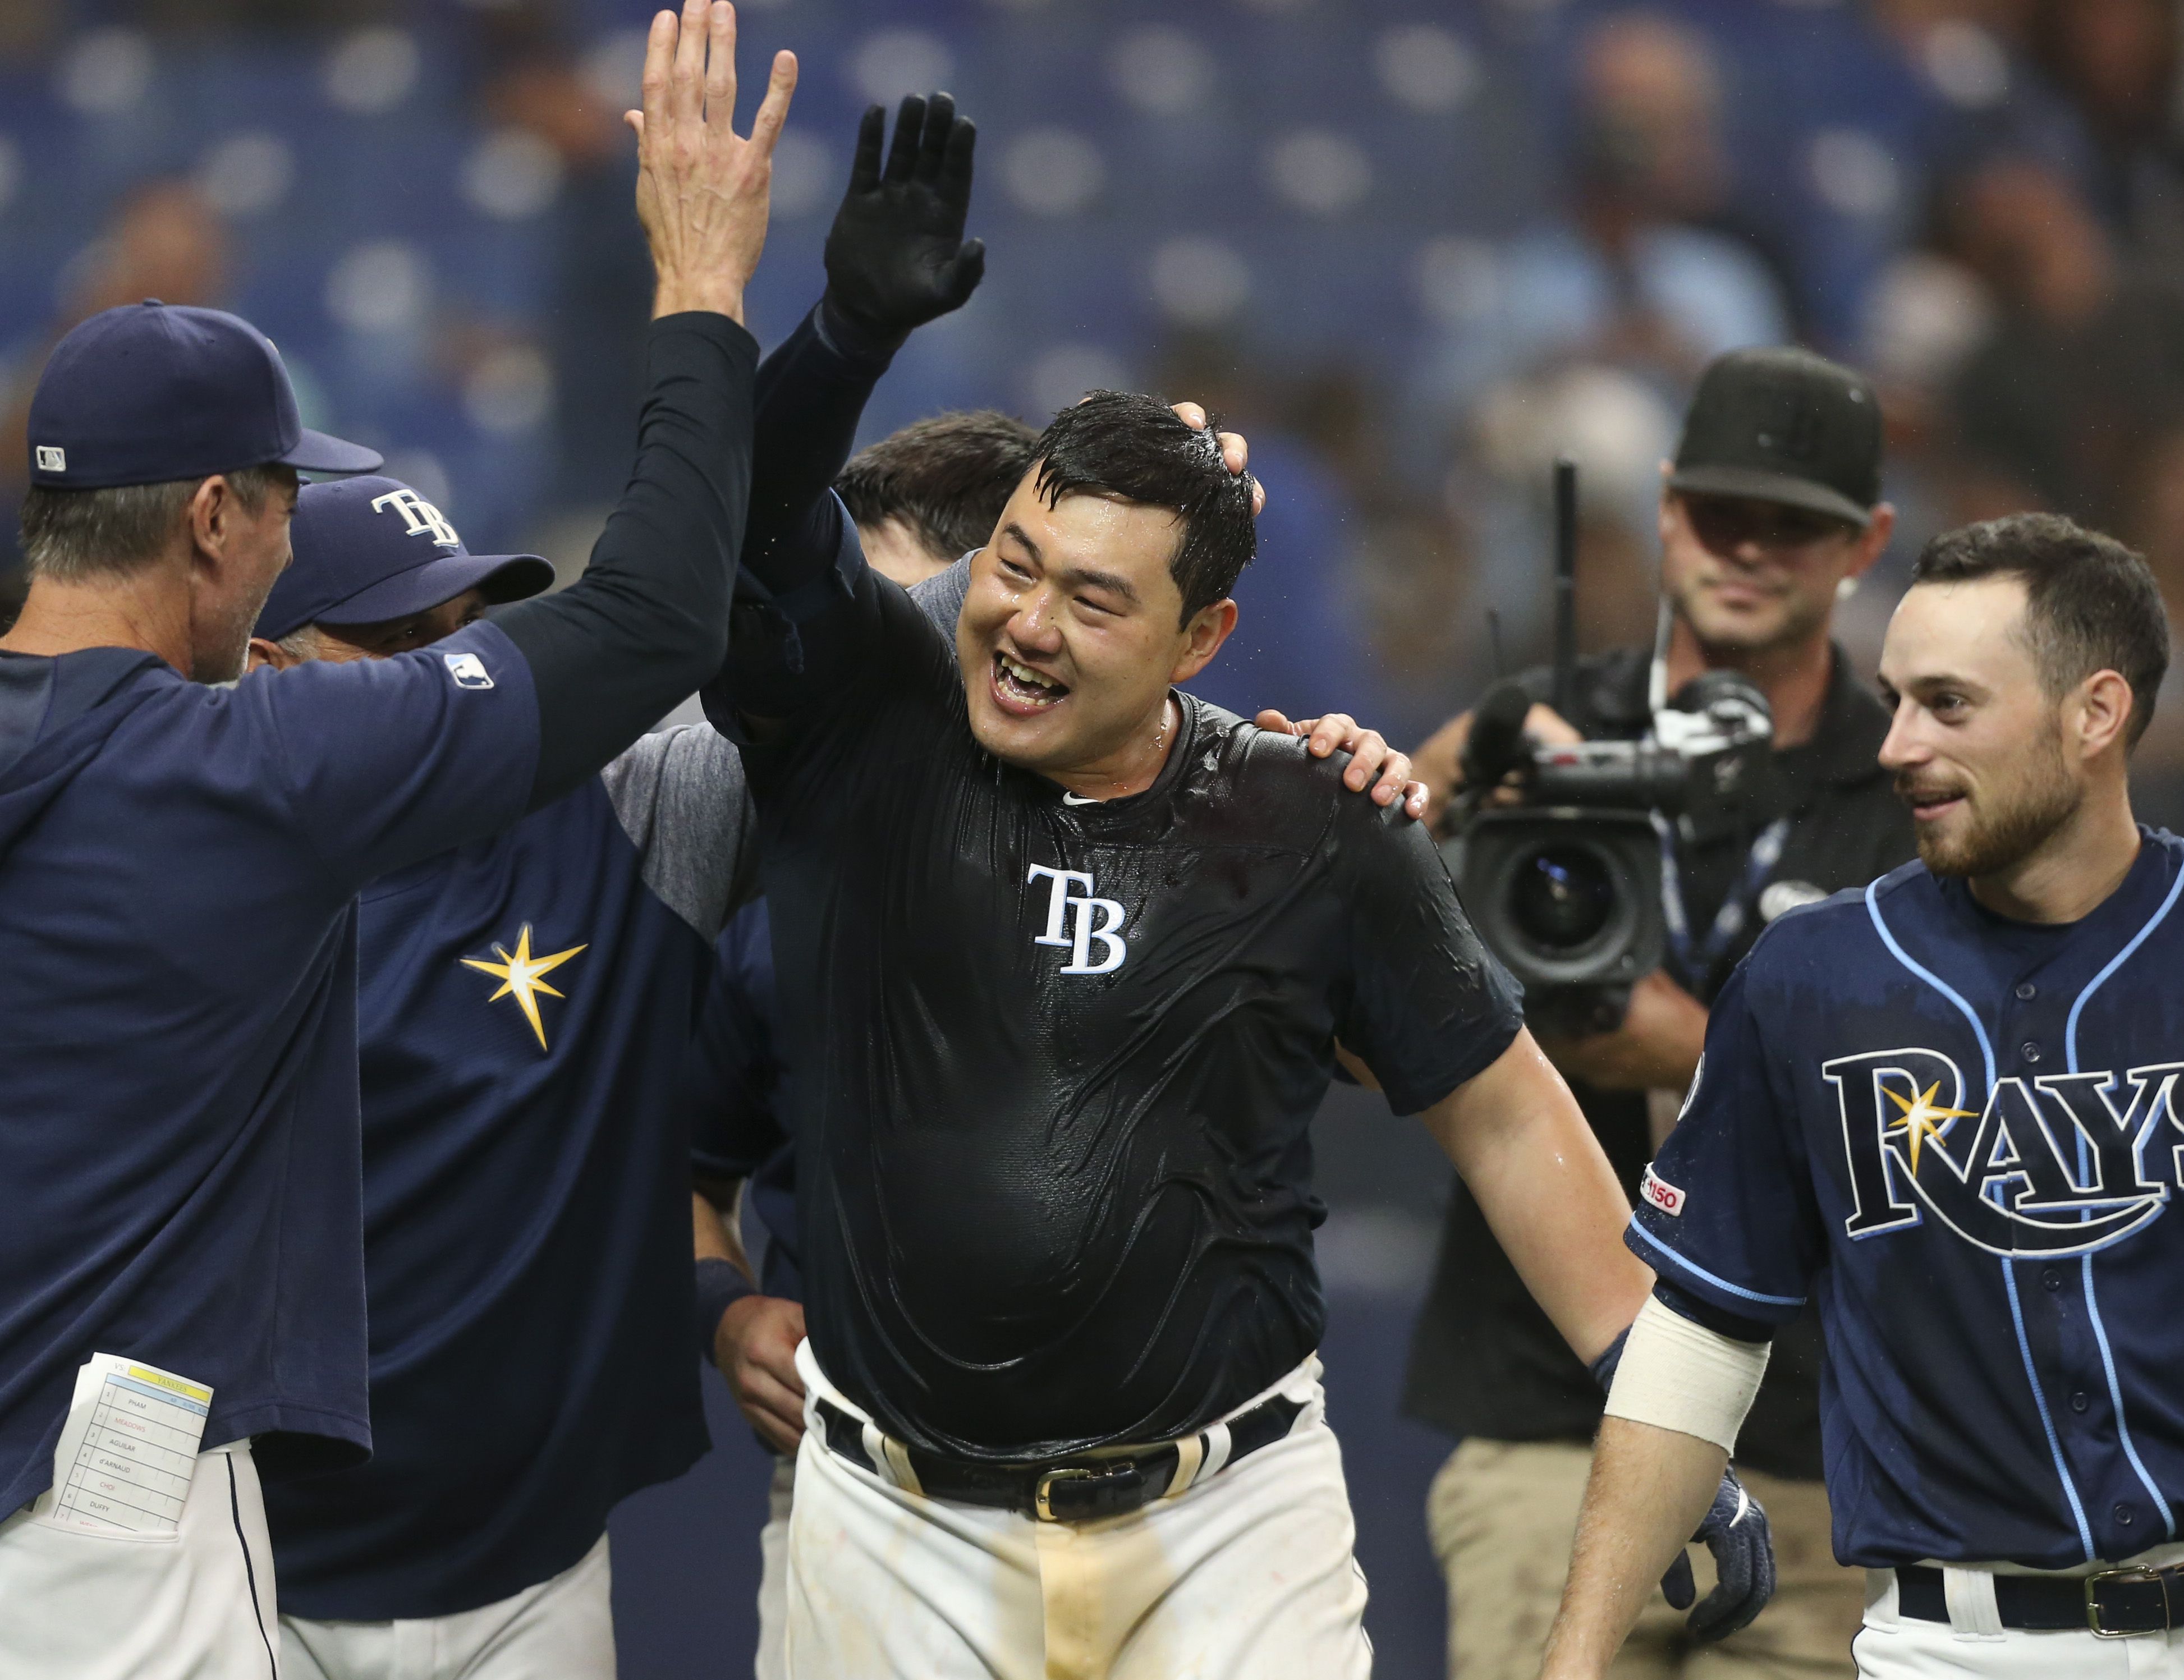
[1660,1466,1776,1642]
[822,93,986,354]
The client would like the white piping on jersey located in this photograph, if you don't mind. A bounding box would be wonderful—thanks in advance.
[1626,1215,1805,1307]
[2062,860,2184,1543]
[1865,879,2098,1563]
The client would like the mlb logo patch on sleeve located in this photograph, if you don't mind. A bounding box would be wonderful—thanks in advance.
[1640,1164,1686,1217]
[443,651,494,690]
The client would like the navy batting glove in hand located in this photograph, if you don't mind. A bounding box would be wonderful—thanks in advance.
[1662,1467,1775,1642]
[823,93,985,352]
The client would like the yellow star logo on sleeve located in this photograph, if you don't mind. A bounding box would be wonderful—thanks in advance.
[1883,1080,1979,1174]
[460,924,587,1052]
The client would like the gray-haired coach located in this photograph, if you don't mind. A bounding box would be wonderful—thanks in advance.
[0,7,792,1674]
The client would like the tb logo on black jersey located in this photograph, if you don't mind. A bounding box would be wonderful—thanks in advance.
[1027,865,1127,975]
[1827,1047,2184,1256]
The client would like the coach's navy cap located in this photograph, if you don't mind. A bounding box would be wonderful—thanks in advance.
[1668,346,1883,528]
[27,300,383,490]
[256,475,554,642]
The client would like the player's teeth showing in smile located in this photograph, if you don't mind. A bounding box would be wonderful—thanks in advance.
[994,653,1068,709]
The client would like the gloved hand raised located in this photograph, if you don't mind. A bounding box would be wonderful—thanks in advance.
[823,93,986,351]
[1660,1465,1775,1642]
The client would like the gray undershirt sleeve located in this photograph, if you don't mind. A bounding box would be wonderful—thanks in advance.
[598,724,760,939]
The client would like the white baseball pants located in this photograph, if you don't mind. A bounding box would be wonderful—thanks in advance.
[782,1341,1373,1680]
[1856,1562,2184,1677]
[279,1532,614,1680]
[0,1440,278,1680]
[755,1455,793,1680]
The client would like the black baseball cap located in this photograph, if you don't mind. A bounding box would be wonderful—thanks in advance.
[255,475,554,642]
[27,300,382,490]
[1668,346,1883,529]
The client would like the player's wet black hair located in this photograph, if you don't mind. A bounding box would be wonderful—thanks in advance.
[1912,512,2170,746]
[1028,392,1258,625]
[836,410,1039,565]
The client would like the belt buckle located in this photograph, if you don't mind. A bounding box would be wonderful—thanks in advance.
[1033,1460,1143,1523]
[2086,1564,2162,1638]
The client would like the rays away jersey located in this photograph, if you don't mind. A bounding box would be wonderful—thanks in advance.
[1635,830,2184,1568]
[718,512,1525,1462]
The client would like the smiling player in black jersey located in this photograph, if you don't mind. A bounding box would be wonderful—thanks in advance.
[708,375,1703,1673]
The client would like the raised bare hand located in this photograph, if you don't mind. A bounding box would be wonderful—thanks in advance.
[626,1,798,322]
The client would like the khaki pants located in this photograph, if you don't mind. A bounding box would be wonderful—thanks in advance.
[1428,1438,1862,1680]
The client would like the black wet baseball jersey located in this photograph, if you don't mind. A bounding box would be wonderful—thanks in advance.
[719,511,1524,1462]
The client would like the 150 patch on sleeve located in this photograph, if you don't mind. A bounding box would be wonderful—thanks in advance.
[1640,1164,1686,1217]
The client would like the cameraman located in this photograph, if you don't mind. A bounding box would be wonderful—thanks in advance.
[1407,348,1915,1680]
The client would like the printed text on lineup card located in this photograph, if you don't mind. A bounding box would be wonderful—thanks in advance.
[56,1369,209,1534]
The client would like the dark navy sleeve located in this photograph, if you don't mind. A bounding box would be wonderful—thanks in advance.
[688,903,791,1180]
[494,314,756,808]
[244,618,538,888]
[707,510,955,737]
[1624,959,1824,1327]
[740,300,896,607]
[1332,803,1526,1116]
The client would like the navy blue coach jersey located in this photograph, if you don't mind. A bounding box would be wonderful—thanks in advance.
[719,515,1526,1462]
[263,726,757,1619]
[1635,830,2184,1569]
[0,627,534,1522]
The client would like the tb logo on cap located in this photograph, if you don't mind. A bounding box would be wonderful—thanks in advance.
[371,487,460,547]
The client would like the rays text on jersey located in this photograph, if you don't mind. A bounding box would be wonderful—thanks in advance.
[1825,1046,2184,1256]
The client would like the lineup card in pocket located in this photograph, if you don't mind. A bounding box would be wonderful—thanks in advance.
[34,1353,213,1536]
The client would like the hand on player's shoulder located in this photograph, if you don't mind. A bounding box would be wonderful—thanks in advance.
[1249,709,1428,820]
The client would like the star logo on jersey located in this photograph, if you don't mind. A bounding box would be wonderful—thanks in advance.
[1882,1081,1978,1173]
[461,925,586,1052]
[1826,1047,2184,1256]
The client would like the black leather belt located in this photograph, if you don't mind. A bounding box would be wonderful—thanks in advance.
[813,1393,1306,1523]
[1897,1562,2184,1637]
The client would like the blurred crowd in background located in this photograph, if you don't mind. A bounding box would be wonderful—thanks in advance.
[11,4,2184,1670]
[7,0,2184,809]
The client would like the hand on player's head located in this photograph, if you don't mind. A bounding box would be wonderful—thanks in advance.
[1170,402,1265,516]
[627,1,798,322]
[823,93,985,346]
[957,395,1251,794]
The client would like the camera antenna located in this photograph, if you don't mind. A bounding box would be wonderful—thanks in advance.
[1551,456,1578,718]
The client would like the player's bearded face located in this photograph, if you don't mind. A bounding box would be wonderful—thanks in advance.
[1880,580,2084,880]
[956,479,1226,777]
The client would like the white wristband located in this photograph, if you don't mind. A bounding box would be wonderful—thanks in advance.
[1602,1295,1770,1455]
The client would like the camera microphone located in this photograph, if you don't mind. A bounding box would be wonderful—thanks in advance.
[1462,680,1535,790]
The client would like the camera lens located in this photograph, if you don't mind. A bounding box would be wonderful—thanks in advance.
[1509,845,1615,949]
